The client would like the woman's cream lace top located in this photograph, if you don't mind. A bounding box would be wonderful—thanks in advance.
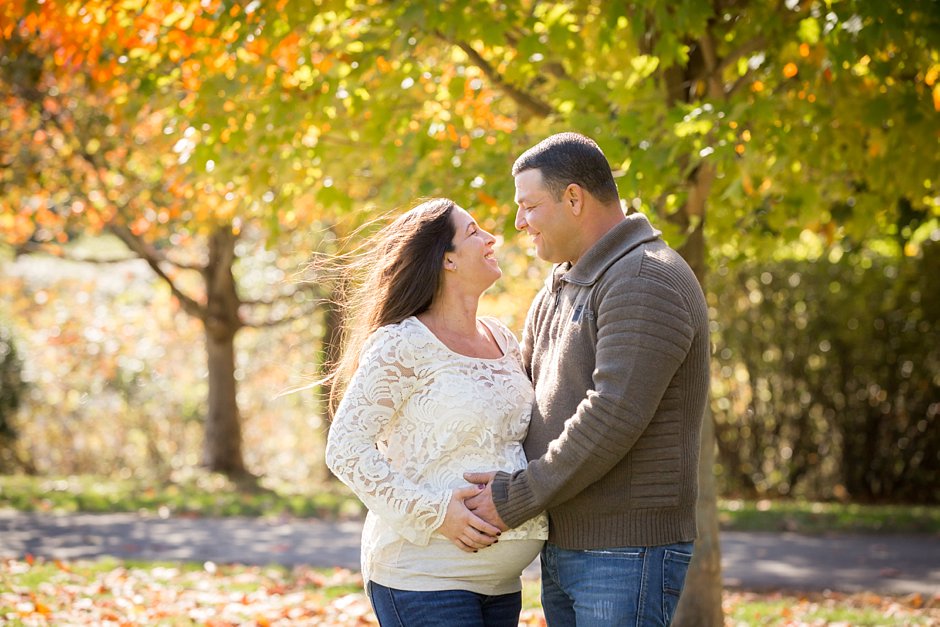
[326,316,547,592]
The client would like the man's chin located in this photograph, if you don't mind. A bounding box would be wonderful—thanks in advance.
[536,246,564,264]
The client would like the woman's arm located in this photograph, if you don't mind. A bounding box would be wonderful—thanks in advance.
[325,325,499,549]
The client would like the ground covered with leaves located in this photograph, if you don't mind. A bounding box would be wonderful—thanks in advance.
[2,557,937,626]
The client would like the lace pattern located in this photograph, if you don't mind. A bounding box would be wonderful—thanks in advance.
[326,316,548,577]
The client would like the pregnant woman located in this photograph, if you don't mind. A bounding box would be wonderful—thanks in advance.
[325,198,547,627]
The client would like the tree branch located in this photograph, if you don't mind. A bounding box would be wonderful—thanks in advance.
[241,283,324,307]
[438,33,554,119]
[162,255,206,272]
[714,35,767,77]
[241,299,327,329]
[726,68,757,96]
[13,241,137,263]
[108,223,207,320]
[698,28,727,99]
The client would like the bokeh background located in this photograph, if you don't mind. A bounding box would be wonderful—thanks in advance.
[1,1,938,622]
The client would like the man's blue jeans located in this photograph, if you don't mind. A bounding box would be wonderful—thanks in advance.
[540,541,694,626]
[367,580,521,627]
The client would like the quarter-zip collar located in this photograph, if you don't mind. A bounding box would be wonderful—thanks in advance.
[544,212,662,291]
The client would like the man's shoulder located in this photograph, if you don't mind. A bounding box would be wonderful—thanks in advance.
[598,239,674,283]
[601,241,703,303]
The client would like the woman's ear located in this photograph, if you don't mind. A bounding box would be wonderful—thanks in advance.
[443,257,457,271]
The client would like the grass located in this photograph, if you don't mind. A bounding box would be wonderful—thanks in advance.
[723,590,937,625]
[0,473,365,520]
[2,557,936,626]
[1,473,939,535]
[717,498,940,535]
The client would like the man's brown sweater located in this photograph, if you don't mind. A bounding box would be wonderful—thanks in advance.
[491,213,710,549]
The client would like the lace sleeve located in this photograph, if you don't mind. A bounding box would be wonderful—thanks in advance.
[325,325,451,546]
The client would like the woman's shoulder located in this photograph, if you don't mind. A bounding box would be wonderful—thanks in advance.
[480,316,521,347]
[362,317,435,357]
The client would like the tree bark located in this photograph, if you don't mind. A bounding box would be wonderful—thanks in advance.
[319,289,345,421]
[673,408,724,626]
[672,162,724,626]
[200,225,249,478]
[315,289,345,481]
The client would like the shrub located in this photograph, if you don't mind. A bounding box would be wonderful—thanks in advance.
[710,242,939,503]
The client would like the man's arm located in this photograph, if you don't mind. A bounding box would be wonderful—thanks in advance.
[487,276,696,528]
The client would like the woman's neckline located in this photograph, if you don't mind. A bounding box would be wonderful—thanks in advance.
[408,316,508,362]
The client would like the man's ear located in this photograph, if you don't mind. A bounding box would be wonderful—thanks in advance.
[564,183,585,216]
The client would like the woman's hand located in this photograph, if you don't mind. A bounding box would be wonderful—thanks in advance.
[437,486,502,552]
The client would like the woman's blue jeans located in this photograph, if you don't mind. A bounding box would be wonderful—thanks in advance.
[540,541,694,626]
[366,580,521,627]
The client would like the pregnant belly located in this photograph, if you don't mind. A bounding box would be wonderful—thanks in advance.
[395,537,544,584]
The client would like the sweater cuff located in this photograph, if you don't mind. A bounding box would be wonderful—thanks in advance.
[492,470,542,529]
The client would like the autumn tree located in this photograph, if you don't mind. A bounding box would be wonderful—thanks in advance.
[2,1,937,622]
[194,2,934,622]
[0,1,338,480]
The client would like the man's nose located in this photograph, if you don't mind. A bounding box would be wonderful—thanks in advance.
[514,207,526,231]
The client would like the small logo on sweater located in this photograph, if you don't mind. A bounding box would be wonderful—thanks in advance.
[572,304,584,323]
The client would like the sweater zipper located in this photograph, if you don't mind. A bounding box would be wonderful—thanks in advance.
[548,279,564,340]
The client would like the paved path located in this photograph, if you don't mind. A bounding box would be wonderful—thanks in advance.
[1,511,937,596]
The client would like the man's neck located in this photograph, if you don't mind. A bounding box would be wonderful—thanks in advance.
[569,205,626,266]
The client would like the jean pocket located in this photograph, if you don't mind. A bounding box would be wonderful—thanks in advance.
[582,547,644,559]
[662,549,692,594]
[662,548,693,624]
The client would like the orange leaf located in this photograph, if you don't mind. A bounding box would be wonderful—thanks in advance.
[783,62,798,78]
[476,190,498,207]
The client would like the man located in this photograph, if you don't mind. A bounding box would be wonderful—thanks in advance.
[465,132,710,626]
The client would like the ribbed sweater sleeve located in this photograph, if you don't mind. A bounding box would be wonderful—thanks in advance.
[492,273,695,528]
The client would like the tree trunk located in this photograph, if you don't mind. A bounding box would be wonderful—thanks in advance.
[319,288,345,421]
[673,408,724,626]
[200,225,249,478]
[672,163,724,626]
[315,289,345,481]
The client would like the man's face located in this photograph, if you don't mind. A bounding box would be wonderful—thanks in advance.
[513,169,573,264]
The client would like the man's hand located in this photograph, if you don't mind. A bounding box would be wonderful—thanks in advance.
[463,471,509,532]
[438,486,502,552]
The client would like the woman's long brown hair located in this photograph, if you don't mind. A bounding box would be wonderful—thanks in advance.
[327,198,456,412]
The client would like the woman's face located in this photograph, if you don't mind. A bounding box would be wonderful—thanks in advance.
[445,206,501,288]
